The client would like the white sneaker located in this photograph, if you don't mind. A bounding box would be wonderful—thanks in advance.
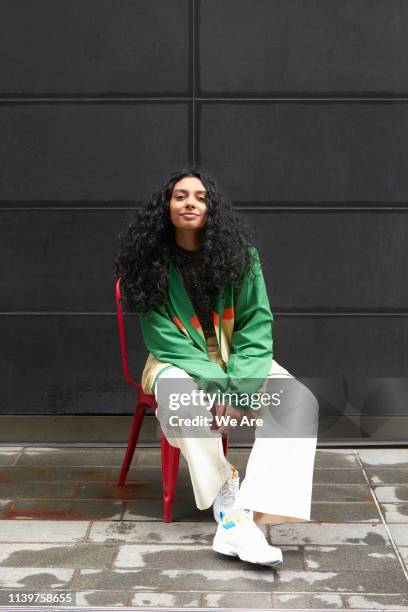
[212,509,283,567]
[213,467,240,524]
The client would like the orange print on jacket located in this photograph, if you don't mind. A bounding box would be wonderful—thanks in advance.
[172,316,188,334]
[189,314,203,330]
[222,307,234,320]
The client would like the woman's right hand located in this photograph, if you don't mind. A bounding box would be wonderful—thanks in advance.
[210,402,245,434]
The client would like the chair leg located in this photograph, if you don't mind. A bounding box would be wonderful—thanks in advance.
[222,433,229,456]
[117,405,145,487]
[160,432,181,522]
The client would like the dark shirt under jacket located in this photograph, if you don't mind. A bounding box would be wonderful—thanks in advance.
[170,242,216,339]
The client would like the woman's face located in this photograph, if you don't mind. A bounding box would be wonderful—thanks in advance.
[169,176,208,230]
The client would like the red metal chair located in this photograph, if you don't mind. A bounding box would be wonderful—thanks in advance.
[115,278,229,522]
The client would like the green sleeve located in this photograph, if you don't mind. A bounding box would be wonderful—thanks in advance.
[138,306,230,396]
[225,247,274,411]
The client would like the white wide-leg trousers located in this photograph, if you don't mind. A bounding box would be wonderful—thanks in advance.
[153,336,318,524]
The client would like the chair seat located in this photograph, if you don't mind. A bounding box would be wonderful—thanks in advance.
[136,383,158,412]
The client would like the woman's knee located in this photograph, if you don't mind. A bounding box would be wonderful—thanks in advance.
[153,366,192,397]
[154,366,204,420]
[265,361,319,414]
[253,359,294,397]
[268,359,294,379]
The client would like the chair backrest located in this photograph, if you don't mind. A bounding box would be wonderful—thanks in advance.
[115,279,158,412]
[115,278,139,390]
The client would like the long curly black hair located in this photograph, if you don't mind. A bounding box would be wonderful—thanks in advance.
[114,167,259,315]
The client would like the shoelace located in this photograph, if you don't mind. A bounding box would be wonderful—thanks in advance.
[220,477,238,503]
[219,468,239,503]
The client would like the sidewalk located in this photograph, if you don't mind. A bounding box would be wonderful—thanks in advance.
[0,446,407,610]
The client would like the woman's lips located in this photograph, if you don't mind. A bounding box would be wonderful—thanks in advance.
[181,213,198,220]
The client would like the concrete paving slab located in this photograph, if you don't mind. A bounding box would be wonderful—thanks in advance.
[130,591,200,607]
[88,521,216,544]
[0,543,116,568]
[17,448,126,467]
[273,592,344,608]
[314,450,359,469]
[122,499,212,522]
[311,484,372,503]
[2,499,124,521]
[312,469,366,484]
[0,499,13,518]
[269,523,392,546]
[344,593,408,609]
[357,449,408,468]
[71,567,277,592]
[0,566,74,588]
[0,451,22,466]
[380,503,408,523]
[203,591,272,608]
[310,502,380,523]
[303,544,400,572]
[388,524,408,546]
[0,465,114,483]
[113,543,303,571]
[0,482,78,500]
[275,592,408,609]
[76,590,131,607]
[373,485,408,503]
[0,519,90,542]
[365,468,408,485]
[110,466,192,485]
[275,568,408,593]
[120,500,163,521]
[399,547,408,571]
[74,481,195,501]
[133,448,250,470]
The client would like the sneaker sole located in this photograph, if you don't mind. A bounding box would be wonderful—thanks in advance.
[212,540,283,567]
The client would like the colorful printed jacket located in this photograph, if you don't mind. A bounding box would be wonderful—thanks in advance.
[139,246,274,410]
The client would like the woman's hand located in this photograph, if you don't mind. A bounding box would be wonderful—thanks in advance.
[210,402,246,434]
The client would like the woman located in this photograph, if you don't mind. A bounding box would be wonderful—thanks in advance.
[115,168,318,567]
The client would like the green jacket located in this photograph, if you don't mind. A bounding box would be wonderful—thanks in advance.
[139,246,274,410]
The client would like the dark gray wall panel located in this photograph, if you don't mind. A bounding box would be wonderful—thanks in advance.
[0,210,133,311]
[0,103,190,201]
[1,315,407,414]
[0,0,190,95]
[250,211,408,310]
[199,0,408,95]
[2,210,408,311]
[0,315,139,415]
[276,316,408,378]
[199,102,408,203]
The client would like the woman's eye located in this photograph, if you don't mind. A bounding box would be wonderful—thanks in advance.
[175,195,206,202]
